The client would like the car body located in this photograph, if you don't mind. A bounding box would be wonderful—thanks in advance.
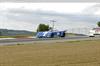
[36,30,66,38]
[89,27,100,37]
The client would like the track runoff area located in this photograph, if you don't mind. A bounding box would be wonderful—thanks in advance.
[0,36,100,46]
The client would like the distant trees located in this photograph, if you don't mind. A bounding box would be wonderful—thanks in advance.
[0,29,33,36]
[0,31,2,36]
[37,24,51,32]
[97,21,100,27]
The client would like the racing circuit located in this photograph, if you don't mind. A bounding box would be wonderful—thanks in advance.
[0,36,100,46]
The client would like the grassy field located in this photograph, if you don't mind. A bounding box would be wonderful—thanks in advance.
[0,40,100,66]
[0,35,33,38]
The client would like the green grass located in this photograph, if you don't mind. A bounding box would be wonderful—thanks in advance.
[0,35,33,38]
[0,40,100,66]
[0,36,14,38]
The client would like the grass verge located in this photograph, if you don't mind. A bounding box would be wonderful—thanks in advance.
[0,40,100,66]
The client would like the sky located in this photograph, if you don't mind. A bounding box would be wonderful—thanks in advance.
[0,0,99,2]
[0,3,100,33]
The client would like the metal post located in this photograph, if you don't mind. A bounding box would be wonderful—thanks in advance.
[50,20,56,31]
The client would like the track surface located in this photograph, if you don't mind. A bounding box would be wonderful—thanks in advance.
[0,36,100,45]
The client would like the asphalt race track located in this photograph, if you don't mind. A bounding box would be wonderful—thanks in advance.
[0,36,100,46]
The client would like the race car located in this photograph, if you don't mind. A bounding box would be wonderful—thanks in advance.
[36,30,66,38]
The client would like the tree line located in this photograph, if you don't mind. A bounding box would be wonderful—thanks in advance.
[37,24,52,32]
